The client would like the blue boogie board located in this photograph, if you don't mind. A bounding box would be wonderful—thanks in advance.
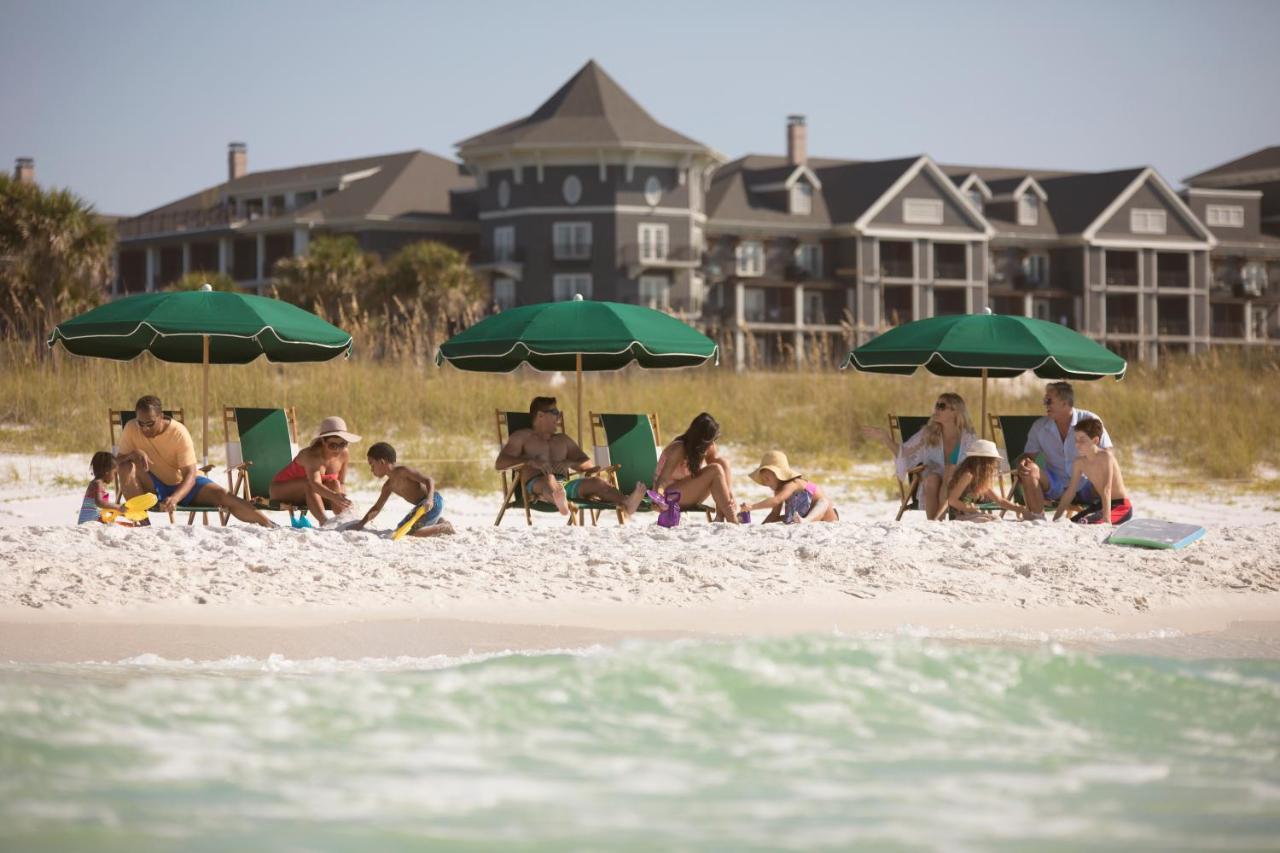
[1105,518,1206,550]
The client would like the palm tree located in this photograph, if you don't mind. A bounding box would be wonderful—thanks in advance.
[0,174,113,358]
[270,235,380,320]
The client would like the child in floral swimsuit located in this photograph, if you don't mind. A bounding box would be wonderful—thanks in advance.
[741,450,839,523]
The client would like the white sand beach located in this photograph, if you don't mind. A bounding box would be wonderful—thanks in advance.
[2,451,1278,662]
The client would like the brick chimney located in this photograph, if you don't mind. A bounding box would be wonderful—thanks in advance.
[786,115,807,167]
[228,142,247,181]
[13,157,35,185]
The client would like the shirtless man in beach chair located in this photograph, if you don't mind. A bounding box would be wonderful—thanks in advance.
[116,395,273,527]
[495,396,645,518]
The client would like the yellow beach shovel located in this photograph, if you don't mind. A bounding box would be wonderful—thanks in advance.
[391,503,427,541]
[100,493,158,526]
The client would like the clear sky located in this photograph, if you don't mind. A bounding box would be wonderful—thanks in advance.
[2,0,1278,215]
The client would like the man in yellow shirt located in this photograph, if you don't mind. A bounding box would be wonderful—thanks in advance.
[117,395,272,527]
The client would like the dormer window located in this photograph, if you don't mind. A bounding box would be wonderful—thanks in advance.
[967,189,984,211]
[1131,208,1166,234]
[1018,194,1040,226]
[791,182,813,215]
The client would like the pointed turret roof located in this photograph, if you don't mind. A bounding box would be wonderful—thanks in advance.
[456,60,709,154]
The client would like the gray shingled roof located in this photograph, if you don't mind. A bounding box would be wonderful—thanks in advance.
[1036,168,1145,235]
[456,60,709,153]
[1186,146,1280,184]
[121,150,474,233]
[706,154,920,229]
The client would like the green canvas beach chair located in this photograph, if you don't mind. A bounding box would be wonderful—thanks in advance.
[494,409,607,527]
[591,412,715,526]
[988,413,1082,516]
[889,415,932,520]
[223,406,306,523]
[109,407,225,526]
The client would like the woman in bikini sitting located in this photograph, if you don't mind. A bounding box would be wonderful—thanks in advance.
[269,416,359,527]
[653,412,739,522]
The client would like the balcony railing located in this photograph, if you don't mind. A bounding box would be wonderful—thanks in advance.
[880,260,914,278]
[1105,270,1139,286]
[934,261,967,281]
[553,243,592,261]
[117,207,237,240]
[1157,271,1189,289]
[1212,322,1246,339]
[1157,319,1190,336]
[1106,317,1139,334]
[620,243,702,268]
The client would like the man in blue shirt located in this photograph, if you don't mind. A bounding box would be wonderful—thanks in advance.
[1014,381,1112,519]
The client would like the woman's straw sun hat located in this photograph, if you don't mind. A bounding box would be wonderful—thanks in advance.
[315,416,361,443]
[749,450,800,485]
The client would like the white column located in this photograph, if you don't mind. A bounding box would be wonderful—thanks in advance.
[217,238,230,275]
[181,243,191,275]
[734,281,746,371]
[145,247,157,292]
[293,226,309,256]
[1023,292,1033,318]
[793,284,806,366]
[255,233,265,282]
[1245,301,1255,342]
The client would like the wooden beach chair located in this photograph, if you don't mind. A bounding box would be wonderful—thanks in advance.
[988,413,1083,516]
[108,407,225,526]
[590,412,715,526]
[494,409,611,527]
[223,406,306,523]
[889,415,932,520]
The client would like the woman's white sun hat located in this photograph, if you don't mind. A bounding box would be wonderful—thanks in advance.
[964,439,1002,459]
[315,416,361,443]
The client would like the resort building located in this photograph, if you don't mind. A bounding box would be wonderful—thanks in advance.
[103,61,1279,365]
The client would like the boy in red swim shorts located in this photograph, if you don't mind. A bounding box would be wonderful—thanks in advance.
[1053,417,1133,525]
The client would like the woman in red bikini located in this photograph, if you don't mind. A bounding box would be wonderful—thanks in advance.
[269,416,360,526]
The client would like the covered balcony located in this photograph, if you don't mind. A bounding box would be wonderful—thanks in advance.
[1105,294,1139,335]
[1105,250,1139,287]
[933,243,967,281]
[882,285,914,326]
[879,241,914,279]
[1157,252,1190,289]
[1156,296,1190,336]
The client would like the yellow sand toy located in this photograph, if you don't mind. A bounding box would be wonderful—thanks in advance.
[99,493,158,525]
[391,503,427,541]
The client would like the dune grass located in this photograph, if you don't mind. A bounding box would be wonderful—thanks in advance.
[2,343,1277,491]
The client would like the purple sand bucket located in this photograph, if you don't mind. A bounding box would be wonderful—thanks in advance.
[738,509,751,524]
[656,490,681,528]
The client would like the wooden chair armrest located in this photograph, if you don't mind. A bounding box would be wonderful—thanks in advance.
[577,465,621,478]
[199,464,217,475]
[496,462,530,474]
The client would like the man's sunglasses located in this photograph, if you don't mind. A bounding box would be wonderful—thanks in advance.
[538,408,561,417]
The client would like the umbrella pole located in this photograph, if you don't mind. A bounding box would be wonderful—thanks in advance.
[980,368,988,439]
[202,335,210,468]
[575,353,584,446]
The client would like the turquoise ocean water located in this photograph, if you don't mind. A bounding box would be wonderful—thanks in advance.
[2,637,1278,850]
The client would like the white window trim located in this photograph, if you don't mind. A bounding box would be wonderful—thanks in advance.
[1206,204,1244,228]
[493,277,516,310]
[638,275,670,309]
[552,222,592,260]
[791,183,813,215]
[493,225,515,261]
[638,223,670,262]
[553,273,592,301]
[735,240,765,277]
[903,198,944,226]
[1017,194,1040,226]
[1130,208,1168,235]
[794,243,823,276]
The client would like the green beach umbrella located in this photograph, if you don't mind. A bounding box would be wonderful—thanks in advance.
[842,310,1126,433]
[437,295,718,441]
[49,284,353,465]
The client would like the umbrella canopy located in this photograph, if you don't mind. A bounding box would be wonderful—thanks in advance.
[842,312,1127,379]
[437,298,717,372]
[49,286,353,465]
[843,312,1126,436]
[437,297,718,440]
[48,288,352,363]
